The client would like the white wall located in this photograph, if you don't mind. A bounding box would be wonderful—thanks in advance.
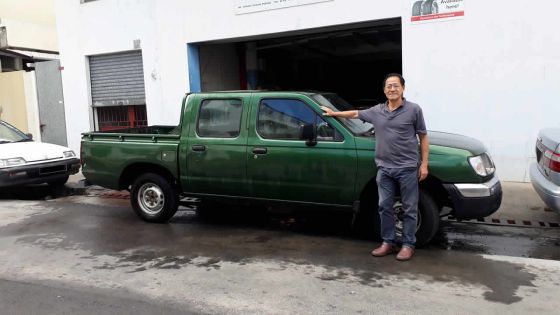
[402,0,560,181]
[55,0,158,152]
[55,0,560,181]
[182,1,402,43]
[0,0,58,51]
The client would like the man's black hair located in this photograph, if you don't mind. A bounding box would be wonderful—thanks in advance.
[383,73,405,88]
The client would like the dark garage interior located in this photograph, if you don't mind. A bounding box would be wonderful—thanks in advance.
[198,18,402,108]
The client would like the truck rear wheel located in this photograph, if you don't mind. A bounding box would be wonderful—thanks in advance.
[130,173,179,222]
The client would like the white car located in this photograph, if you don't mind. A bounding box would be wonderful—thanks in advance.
[530,128,560,214]
[0,120,80,188]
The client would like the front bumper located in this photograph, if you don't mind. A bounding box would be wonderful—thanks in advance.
[443,176,502,220]
[0,158,80,188]
[529,162,560,213]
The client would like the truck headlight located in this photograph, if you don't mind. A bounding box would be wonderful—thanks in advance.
[0,157,27,167]
[468,153,495,177]
[63,150,76,158]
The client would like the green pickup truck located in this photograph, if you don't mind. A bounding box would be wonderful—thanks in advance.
[81,91,502,245]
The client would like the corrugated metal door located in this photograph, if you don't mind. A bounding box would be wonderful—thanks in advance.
[89,50,145,107]
[89,50,148,131]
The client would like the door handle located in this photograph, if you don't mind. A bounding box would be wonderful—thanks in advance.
[252,147,268,154]
[191,145,206,152]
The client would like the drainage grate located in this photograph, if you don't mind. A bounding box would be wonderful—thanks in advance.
[448,216,560,228]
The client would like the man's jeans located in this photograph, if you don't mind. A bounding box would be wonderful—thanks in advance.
[375,166,419,248]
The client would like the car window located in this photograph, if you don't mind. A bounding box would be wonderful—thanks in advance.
[257,98,341,141]
[197,99,243,138]
[315,115,342,142]
[0,121,28,143]
[311,93,374,136]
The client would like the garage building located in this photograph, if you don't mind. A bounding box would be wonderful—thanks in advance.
[55,0,560,181]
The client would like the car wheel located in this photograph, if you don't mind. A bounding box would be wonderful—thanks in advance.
[130,173,179,222]
[47,175,69,187]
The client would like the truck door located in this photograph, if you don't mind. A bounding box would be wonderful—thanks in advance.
[185,94,249,196]
[246,95,357,206]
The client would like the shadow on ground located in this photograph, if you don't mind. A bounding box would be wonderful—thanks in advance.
[0,185,75,200]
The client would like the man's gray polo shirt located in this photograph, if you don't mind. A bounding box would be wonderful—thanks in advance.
[358,99,427,169]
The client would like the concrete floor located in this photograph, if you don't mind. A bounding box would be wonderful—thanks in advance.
[497,181,559,222]
[0,186,559,314]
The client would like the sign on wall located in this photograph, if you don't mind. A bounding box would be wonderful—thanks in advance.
[410,0,464,23]
[235,0,334,15]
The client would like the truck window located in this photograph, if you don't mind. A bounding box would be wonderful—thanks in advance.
[197,99,243,138]
[257,99,340,141]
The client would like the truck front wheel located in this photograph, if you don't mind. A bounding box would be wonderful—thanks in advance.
[130,173,179,222]
[357,189,439,246]
[397,190,439,246]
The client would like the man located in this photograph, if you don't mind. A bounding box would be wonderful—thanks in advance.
[320,73,429,261]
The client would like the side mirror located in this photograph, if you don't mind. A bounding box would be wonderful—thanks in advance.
[299,123,317,147]
[26,133,33,140]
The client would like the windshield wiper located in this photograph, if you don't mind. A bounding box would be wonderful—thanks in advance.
[15,138,33,142]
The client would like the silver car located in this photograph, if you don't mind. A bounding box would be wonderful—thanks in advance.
[530,128,560,213]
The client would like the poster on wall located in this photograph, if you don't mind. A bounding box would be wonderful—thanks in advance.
[235,0,333,15]
[410,0,465,23]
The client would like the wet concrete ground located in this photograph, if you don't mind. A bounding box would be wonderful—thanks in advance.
[0,185,559,313]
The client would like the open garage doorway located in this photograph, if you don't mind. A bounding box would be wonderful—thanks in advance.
[194,17,401,108]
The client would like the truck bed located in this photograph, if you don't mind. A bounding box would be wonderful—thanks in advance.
[81,125,181,190]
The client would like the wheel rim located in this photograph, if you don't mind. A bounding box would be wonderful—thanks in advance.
[393,200,422,240]
[137,183,165,215]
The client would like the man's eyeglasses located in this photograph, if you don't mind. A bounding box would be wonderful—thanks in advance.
[385,84,401,90]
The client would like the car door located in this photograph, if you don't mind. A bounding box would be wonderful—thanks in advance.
[186,94,249,197]
[246,94,357,206]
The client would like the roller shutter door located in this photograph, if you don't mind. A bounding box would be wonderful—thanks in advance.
[89,51,146,106]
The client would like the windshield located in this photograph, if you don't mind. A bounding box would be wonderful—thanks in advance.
[0,121,30,143]
[311,93,374,136]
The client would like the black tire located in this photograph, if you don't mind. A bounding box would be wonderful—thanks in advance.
[47,175,69,187]
[355,189,440,247]
[415,190,440,246]
[412,1,423,16]
[130,173,179,222]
